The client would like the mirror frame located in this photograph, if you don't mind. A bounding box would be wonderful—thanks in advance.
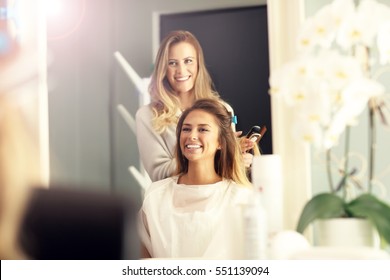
[267,0,312,231]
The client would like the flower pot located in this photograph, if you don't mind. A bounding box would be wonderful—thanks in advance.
[315,218,380,248]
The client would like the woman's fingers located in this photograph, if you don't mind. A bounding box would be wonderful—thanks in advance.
[242,152,254,168]
[241,138,255,152]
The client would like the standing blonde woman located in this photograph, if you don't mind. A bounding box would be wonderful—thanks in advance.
[136,30,254,182]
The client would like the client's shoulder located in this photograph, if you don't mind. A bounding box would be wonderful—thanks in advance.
[143,176,177,198]
[226,180,253,204]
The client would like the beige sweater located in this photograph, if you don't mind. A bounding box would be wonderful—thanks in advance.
[135,105,178,182]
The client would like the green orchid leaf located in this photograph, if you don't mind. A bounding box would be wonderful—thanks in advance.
[346,194,390,245]
[296,193,346,234]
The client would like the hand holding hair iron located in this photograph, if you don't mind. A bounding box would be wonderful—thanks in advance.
[246,125,267,144]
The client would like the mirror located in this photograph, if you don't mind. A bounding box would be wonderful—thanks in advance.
[46,0,266,195]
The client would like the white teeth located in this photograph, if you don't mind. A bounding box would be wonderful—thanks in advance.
[176,76,190,81]
[186,144,201,149]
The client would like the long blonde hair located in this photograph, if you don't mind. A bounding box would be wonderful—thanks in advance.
[149,30,220,133]
[175,99,251,186]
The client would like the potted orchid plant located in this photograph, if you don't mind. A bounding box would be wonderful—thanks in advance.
[269,0,390,246]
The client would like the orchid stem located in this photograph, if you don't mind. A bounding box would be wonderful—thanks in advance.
[368,102,375,193]
[343,126,351,199]
[326,149,335,193]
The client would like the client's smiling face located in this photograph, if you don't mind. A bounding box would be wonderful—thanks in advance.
[180,109,221,163]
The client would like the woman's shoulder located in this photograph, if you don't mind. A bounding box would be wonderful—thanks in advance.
[136,104,153,119]
[226,180,253,204]
[144,176,177,198]
[224,179,248,188]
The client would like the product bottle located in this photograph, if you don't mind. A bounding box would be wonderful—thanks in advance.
[243,189,268,259]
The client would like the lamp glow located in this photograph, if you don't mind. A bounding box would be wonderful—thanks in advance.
[44,0,62,17]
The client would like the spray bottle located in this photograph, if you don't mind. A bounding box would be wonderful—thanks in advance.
[242,186,268,259]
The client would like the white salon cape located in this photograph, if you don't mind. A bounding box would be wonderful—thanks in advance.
[138,176,251,259]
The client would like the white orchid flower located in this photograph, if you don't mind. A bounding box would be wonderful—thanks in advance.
[316,51,363,92]
[301,81,332,124]
[291,114,323,147]
[358,0,390,30]
[329,0,355,28]
[269,65,297,103]
[270,0,389,151]
[297,0,355,52]
[337,13,375,49]
[377,21,390,65]
[269,56,314,106]
[297,17,318,51]
[323,124,344,149]
[337,78,385,126]
[337,0,390,49]
[297,6,335,51]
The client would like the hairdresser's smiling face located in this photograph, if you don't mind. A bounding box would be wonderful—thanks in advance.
[166,42,198,94]
[180,109,221,164]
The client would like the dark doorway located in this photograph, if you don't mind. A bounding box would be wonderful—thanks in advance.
[160,6,272,154]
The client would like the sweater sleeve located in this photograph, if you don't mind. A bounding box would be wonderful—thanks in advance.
[135,106,177,182]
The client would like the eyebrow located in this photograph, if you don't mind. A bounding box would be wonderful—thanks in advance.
[182,123,212,127]
[168,56,195,61]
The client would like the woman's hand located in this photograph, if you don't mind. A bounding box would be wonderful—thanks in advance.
[242,152,254,168]
[235,131,255,153]
[235,131,255,168]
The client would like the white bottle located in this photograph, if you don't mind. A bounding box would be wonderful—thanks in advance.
[243,189,268,259]
[251,155,283,237]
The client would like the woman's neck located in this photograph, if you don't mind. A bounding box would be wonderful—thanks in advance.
[177,91,195,111]
[179,162,222,185]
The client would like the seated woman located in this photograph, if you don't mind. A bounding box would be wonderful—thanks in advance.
[138,98,253,259]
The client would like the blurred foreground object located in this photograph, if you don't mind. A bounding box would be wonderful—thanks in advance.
[19,186,140,260]
[0,97,41,259]
[1,0,50,259]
